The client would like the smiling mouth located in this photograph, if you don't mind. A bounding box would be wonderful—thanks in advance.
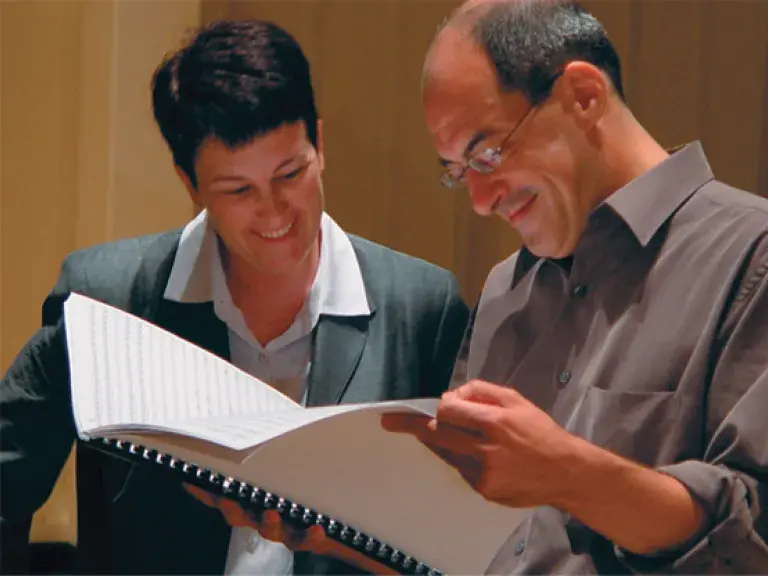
[506,196,537,223]
[257,221,294,240]
[495,190,538,225]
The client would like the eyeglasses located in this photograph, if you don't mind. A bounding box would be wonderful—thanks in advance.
[439,106,535,190]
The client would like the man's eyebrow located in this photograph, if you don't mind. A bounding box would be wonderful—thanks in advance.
[438,131,488,168]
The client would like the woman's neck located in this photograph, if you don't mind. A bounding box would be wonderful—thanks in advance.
[222,242,321,347]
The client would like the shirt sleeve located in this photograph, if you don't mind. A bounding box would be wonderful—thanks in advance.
[615,234,768,573]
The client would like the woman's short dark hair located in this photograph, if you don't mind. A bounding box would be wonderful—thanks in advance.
[151,20,318,185]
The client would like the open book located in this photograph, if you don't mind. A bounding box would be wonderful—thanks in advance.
[63,292,528,575]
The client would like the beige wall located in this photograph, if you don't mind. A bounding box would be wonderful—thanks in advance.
[1,0,766,549]
[1,0,201,544]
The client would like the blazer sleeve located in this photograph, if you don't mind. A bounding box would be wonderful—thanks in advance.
[0,260,78,573]
[425,273,470,398]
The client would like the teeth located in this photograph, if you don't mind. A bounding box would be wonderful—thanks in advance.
[259,221,293,239]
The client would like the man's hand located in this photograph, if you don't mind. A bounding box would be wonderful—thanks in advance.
[184,484,331,552]
[382,379,705,555]
[382,379,579,508]
[184,484,398,574]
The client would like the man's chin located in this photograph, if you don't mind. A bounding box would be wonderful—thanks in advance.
[521,238,573,260]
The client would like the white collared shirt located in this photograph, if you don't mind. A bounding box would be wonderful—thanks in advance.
[164,209,370,574]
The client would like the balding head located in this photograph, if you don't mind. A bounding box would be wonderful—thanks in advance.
[423,0,624,105]
[419,0,632,259]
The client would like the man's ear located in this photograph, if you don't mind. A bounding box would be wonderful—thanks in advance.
[558,61,609,132]
[315,119,325,171]
[175,165,202,209]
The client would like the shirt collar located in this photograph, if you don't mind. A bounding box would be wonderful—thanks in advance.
[513,141,714,280]
[163,210,370,321]
[602,141,714,246]
[163,209,212,302]
[309,211,371,318]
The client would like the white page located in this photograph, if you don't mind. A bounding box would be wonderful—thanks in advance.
[64,293,528,573]
[112,402,526,575]
[63,293,300,437]
[238,406,527,575]
[168,398,439,451]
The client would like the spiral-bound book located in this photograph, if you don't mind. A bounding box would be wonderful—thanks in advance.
[63,293,529,575]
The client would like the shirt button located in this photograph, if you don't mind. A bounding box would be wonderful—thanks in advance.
[514,540,525,555]
[571,284,588,298]
[558,370,572,385]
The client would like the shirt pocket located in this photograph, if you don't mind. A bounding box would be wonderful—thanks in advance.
[565,387,682,466]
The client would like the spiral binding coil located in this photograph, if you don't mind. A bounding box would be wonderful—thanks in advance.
[85,437,443,576]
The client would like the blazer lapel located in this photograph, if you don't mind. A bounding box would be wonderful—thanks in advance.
[305,314,369,407]
[154,300,231,361]
[128,230,231,361]
[119,230,232,574]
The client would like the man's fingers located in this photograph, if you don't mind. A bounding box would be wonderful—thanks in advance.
[420,421,485,455]
[381,412,432,434]
[262,514,329,552]
[301,525,330,554]
[421,444,484,489]
[185,487,319,552]
[430,444,481,473]
[447,379,519,407]
[183,483,219,508]
[436,394,508,438]
[219,498,256,528]
[281,522,319,551]
[382,410,485,458]
[259,510,284,543]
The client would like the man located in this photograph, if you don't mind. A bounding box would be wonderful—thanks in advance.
[382,0,768,573]
[0,20,468,575]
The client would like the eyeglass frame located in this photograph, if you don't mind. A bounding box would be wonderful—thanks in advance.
[439,105,537,190]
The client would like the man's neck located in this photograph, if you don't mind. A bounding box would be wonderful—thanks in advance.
[582,106,669,212]
[590,107,670,206]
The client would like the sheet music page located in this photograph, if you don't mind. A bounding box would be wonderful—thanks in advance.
[169,398,439,451]
[64,293,300,436]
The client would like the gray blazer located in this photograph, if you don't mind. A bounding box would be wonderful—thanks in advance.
[0,228,469,575]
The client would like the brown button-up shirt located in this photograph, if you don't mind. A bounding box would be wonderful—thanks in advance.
[460,142,768,574]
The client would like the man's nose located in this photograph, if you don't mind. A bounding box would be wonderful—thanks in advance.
[467,172,504,217]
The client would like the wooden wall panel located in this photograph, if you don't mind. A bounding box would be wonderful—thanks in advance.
[312,1,402,249]
[632,1,710,148]
[699,1,768,195]
[111,0,201,240]
[762,38,768,198]
[385,3,463,273]
[1,1,83,371]
[582,0,635,101]
[1,2,84,546]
